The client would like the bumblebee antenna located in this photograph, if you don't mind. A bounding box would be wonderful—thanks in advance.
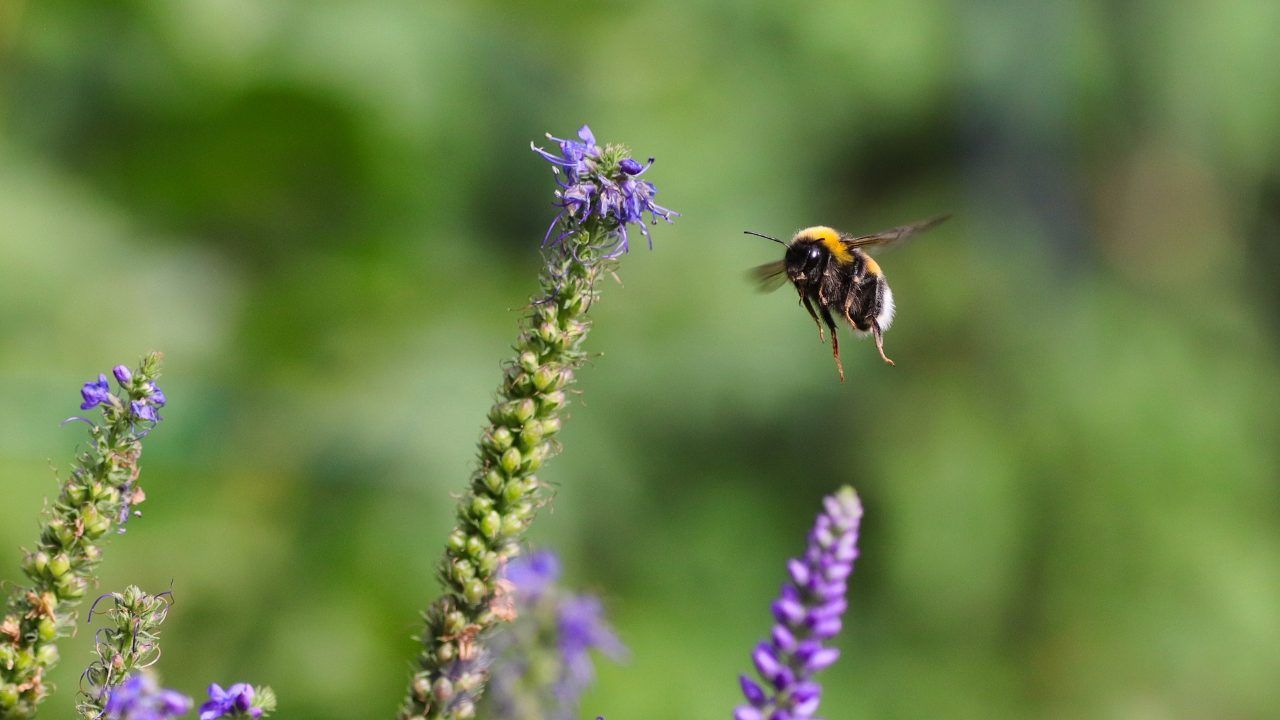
[744,230,786,246]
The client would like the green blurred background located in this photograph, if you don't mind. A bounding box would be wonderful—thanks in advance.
[3,1,1279,718]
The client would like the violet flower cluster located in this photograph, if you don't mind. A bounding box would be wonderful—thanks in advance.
[101,674,191,720]
[735,486,862,720]
[532,124,677,258]
[398,126,674,720]
[484,550,626,720]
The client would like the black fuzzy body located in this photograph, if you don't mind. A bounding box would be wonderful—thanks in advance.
[784,238,887,336]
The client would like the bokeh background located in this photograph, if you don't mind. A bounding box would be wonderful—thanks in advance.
[3,1,1280,718]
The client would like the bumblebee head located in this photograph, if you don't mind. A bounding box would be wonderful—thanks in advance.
[784,239,825,277]
[785,226,842,278]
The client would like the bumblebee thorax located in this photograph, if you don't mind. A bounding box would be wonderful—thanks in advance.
[791,226,851,264]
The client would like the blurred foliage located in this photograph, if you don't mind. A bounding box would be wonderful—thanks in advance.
[2,1,1280,718]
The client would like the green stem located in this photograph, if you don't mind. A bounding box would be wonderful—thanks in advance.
[398,231,608,720]
[77,585,172,719]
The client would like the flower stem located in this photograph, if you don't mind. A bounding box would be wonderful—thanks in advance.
[398,232,606,720]
[78,586,173,719]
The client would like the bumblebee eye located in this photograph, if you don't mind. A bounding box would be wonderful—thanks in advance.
[808,247,822,261]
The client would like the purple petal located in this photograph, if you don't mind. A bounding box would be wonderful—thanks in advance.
[752,643,783,682]
[804,647,840,672]
[771,597,805,626]
[793,693,821,716]
[739,674,767,706]
[809,616,842,638]
[786,558,811,587]
[771,624,797,652]
[808,598,847,621]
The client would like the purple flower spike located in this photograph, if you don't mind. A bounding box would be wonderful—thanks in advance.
[113,364,133,385]
[80,374,112,410]
[734,487,862,720]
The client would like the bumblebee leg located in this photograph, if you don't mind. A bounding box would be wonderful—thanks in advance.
[843,289,858,326]
[819,304,845,382]
[872,321,895,366]
[801,294,825,342]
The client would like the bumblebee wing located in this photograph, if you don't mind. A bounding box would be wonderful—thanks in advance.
[750,261,789,293]
[844,214,951,251]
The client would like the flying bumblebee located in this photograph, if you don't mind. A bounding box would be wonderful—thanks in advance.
[747,215,949,381]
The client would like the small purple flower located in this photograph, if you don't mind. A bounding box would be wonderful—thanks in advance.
[735,487,862,720]
[554,594,626,709]
[199,683,260,720]
[147,382,167,407]
[80,374,112,410]
[532,124,677,259]
[130,382,167,423]
[113,364,133,385]
[504,549,561,601]
[104,673,192,720]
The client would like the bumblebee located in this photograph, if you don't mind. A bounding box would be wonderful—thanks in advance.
[748,216,948,381]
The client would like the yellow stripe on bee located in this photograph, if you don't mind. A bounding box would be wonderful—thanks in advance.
[863,254,883,276]
[800,226,853,264]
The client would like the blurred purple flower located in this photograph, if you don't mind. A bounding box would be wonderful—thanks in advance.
[554,594,626,710]
[505,549,561,601]
[489,549,626,720]
[734,487,862,720]
[80,374,112,410]
[103,674,192,720]
[113,364,133,385]
[199,683,260,720]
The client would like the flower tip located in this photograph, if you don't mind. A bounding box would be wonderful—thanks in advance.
[739,674,766,706]
[619,158,643,175]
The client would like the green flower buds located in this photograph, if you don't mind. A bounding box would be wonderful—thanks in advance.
[500,447,522,475]
[47,553,72,579]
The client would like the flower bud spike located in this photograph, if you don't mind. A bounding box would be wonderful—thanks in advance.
[399,127,675,720]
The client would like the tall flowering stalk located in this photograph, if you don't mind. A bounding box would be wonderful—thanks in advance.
[78,586,173,718]
[483,550,626,720]
[397,126,675,720]
[0,354,166,718]
[735,487,862,720]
